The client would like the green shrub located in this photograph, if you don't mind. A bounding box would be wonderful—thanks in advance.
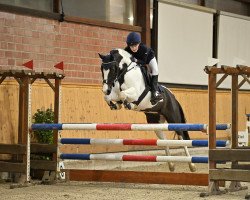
[32,108,54,144]
[31,108,55,161]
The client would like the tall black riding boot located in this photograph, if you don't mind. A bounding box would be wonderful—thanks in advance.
[150,75,163,104]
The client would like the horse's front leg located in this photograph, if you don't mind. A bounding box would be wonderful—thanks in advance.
[104,95,122,110]
[119,87,138,110]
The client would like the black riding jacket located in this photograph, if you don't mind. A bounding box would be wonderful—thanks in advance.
[124,43,155,65]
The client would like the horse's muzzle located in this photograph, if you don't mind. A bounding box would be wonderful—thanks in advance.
[102,84,111,95]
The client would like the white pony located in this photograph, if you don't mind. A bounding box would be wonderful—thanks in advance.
[98,48,196,172]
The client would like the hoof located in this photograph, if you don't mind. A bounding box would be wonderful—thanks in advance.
[124,102,131,110]
[110,104,118,110]
[168,162,175,172]
[189,163,196,172]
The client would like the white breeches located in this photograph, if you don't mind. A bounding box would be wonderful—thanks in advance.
[148,57,159,76]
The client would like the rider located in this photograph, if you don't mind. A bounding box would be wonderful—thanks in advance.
[124,32,163,104]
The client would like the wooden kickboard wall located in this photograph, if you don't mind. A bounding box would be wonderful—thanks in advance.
[0,80,249,156]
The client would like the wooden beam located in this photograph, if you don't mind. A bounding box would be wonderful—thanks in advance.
[231,75,238,148]
[205,66,250,75]
[30,160,57,170]
[232,163,250,170]
[209,149,250,161]
[136,0,151,46]
[0,144,26,154]
[64,169,209,186]
[0,161,26,173]
[53,79,61,172]
[0,75,6,84]
[216,74,228,88]
[31,143,57,153]
[151,0,158,56]
[53,0,60,13]
[0,70,64,79]
[210,169,250,182]
[208,72,216,170]
[22,76,31,182]
[44,78,55,91]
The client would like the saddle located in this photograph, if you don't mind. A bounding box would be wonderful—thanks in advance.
[139,65,164,93]
[132,65,163,106]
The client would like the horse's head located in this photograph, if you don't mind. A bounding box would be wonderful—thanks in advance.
[98,49,133,95]
[98,50,119,95]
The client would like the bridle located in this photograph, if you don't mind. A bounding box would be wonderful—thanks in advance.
[101,59,134,89]
[101,61,117,86]
[102,54,134,95]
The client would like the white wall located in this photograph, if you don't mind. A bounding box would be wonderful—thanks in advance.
[157,0,214,85]
[217,12,250,89]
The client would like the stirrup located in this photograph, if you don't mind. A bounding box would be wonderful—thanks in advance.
[154,91,163,99]
[150,91,163,104]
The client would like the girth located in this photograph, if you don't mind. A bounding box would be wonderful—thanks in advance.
[132,66,151,106]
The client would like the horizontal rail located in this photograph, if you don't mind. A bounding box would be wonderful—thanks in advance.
[0,144,26,154]
[59,138,228,147]
[0,161,26,173]
[65,169,209,186]
[31,123,230,131]
[60,154,208,163]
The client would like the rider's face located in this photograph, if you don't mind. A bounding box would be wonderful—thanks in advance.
[129,43,139,53]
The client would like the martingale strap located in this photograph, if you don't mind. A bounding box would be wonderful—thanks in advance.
[132,86,151,106]
[116,62,133,82]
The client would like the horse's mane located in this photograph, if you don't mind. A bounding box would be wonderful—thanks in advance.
[116,48,131,57]
[114,48,133,65]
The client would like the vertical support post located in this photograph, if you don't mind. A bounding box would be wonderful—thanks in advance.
[18,85,24,144]
[201,71,223,196]
[22,76,31,183]
[208,72,216,169]
[53,0,60,13]
[231,74,238,148]
[54,78,61,176]
[151,0,158,57]
[15,79,24,168]
[136,0,151,46]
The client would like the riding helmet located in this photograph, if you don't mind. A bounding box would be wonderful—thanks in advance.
[126,32,141,46]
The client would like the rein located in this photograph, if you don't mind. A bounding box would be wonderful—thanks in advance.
[115,61,133,83]
[102,61,134,87]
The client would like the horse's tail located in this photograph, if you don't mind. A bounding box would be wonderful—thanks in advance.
[176,100,190,140]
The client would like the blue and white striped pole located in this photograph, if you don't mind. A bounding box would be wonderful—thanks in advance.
[31,123,230,131]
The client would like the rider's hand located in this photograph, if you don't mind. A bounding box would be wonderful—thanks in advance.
[131,57,137,63]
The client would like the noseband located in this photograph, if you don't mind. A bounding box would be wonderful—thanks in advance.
[101,61,117,85]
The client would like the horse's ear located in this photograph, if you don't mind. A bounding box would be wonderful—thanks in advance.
[98,53,105,60]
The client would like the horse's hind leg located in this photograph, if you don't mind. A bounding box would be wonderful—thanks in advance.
[155,130,175,172]
[163,106,196,172]
[145,113,175,172]
[177,133,196,172]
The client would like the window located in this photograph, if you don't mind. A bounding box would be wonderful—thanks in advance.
[0,0,53,12]
[61,0,136,25]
